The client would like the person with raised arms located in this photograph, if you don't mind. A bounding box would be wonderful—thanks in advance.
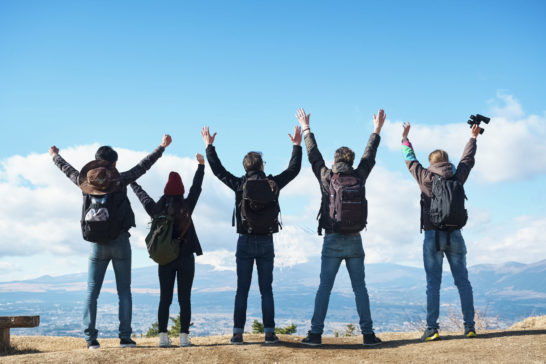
[201,125,302,345]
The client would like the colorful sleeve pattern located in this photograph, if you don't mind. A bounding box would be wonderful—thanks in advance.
[402,139,417,162]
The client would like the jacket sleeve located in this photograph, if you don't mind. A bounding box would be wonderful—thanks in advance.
[185,164,205,212]
[455,138,477,184]
[304,132,329,182]
[129,182,160,217]
[205,145,241,191]
[52,154,79,186]
[402,138,432,189]
[119,146,165,185]
[272,145,302,190]
[356,133,381,181]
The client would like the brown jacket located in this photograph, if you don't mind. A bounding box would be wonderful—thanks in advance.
[401,137,477,230]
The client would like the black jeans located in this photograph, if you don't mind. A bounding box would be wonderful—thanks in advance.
[157,253,195,333]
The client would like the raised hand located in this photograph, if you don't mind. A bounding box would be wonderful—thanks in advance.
[161,134,172,148]
[471,124,480,139]
[196,153,205,164]
[201,126,217,146]
[373,109,386,134]
[402,122,411,139]
[288,126,303,146]
[296,108,310,132]
[49,145,59,157]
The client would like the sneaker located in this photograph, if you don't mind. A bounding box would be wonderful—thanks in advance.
[265,333,279,344]
[87,339,100,349]
[159,332,171,347]
[464,328,477,338]
[180,333,192,347]
[301,331,321,346]
[421,328,440,342]
[230,333,243,345]
[363,333,382,346]
[120,338,137,348]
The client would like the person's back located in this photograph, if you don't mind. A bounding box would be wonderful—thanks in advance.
[296,107,385,347]
[401,122,480,341]
[201,125,302,345]
[130,155,205,348]
[48,135,171,349]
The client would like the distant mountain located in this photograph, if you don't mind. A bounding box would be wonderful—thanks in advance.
[1,259,545,337]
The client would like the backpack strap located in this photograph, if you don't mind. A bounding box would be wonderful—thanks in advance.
[435,229,440,251]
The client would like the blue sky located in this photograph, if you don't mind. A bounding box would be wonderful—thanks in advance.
[0,0,545,281]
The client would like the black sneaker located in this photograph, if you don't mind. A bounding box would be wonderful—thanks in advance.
[87,339,100,349]
[265,333,279,344]
[301,331,321,346]
[421,327,440,342]
[363,333,382,346]
[464,327,477,338]
[230,333,243,345]
[120,338,137,348]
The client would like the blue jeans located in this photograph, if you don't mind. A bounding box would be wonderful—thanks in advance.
[310,233,374,335]
[423,230,475,330]
[83,231,132,341]
[233,234,275,334]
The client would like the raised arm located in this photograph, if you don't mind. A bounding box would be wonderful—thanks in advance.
[119,134,171,185]
[401,122,431,186]
[202,126,241,191]
[186,153,205,212]
[273,126,302,189]
[455,124,479,184]
[129,182,160,217]
[355,108,385,181]
[49,145,79,186]
[296,108,328,180]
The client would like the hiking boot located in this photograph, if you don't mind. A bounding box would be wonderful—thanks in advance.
[265,333,279,344]
[301,331,322,346]
[180,333,192,347]
[87,339,100,349]
[159,332,171,347]
[363,333,382,346]
[421,328,440,342]
[230,333,243,345]
[464,328,477,338]
[120,338,137,348]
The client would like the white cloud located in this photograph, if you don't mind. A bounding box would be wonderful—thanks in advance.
[382,93,546,183]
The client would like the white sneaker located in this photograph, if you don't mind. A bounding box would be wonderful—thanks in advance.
[180,333,191,347]
[159,332,171,347]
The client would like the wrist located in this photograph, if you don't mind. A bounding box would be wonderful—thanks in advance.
[374,128,381,134]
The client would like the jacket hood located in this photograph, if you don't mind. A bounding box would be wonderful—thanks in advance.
[332,161,353,174]
[246,170,267,179]
[428,162,456,178]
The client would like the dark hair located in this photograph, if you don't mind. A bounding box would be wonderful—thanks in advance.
[243,151,263,172]
[95,146,118,163]
[334,146,355,166]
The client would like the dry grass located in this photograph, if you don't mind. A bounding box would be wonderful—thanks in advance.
[510,315,546,330]
[2,328,544,363]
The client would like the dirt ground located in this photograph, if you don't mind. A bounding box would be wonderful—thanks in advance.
[3,327,546,364]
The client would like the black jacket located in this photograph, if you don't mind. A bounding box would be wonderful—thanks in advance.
[206,144,302,234]
[130,164,205,256]
[53,146,165,235]
[304,132,381,235]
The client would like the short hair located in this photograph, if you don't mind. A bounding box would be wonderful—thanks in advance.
[95,146,118,163]
[334,146,355,166]
[243,151,263,172]
[428,149,449,164]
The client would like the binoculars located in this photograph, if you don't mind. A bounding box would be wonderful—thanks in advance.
[467,114,490,134]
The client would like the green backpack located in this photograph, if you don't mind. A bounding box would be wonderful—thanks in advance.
[145,206,180,265]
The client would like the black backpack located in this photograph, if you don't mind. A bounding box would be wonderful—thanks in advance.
[329,173,367,234]
[81,192,124,243]
[428,174,468,250]
[429,174,468,230]
[240,178,281,234]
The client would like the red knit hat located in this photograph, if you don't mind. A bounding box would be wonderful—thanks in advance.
[164,171,184,196]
